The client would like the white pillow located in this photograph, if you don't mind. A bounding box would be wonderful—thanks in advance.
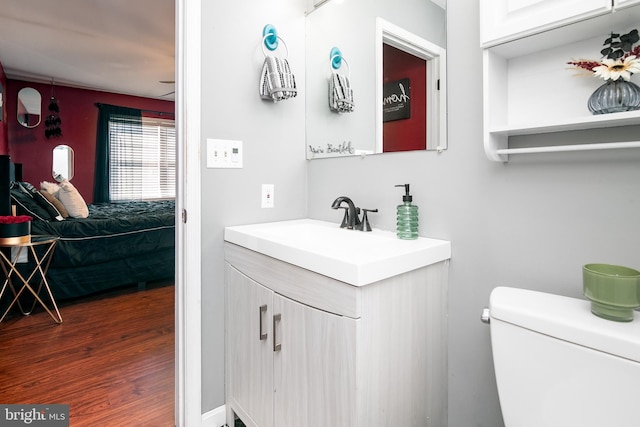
[58,180,89,218]
[40,181,61,197]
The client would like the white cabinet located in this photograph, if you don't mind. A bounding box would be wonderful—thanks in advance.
[615,0,640,9]
[480,0,611,47]
[225,242,448,427]
[273,290,357,426]
[226,262,356,427]
[226,265,274,427]
[481,1,640,161]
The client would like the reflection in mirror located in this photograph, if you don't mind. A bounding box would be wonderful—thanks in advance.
[17,87,42,128]
[376,18,447,153]
[382,47,425,151]
[306,0,446,159]
[53,144,74,182]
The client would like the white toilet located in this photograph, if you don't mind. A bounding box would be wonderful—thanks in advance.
[486,286,640,427]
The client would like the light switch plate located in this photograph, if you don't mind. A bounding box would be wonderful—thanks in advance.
[206,139,243,168]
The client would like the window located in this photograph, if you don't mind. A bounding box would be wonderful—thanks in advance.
[109,116,176,201]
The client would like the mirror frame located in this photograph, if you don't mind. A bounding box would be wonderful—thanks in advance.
[375,18,447,153]
[52,144,75,182]
[17,87,42,128]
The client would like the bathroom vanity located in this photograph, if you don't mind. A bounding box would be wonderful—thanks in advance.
[224,219,451,427]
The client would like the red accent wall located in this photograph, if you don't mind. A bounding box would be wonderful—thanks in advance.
[6,80,174,203]
[382,44,427,153]
[0,60,8,155]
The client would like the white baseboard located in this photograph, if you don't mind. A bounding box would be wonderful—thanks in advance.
[202,404,226,427]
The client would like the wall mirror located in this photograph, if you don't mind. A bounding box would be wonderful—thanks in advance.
[52,144,74,182]
[17,87,42,128]
[305,0,446,159]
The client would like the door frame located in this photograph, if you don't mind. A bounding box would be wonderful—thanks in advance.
[176,0,203,425]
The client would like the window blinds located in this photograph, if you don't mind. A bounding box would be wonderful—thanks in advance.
[109,116,176,201]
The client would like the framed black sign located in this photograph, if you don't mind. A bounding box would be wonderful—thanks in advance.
[383,78,411,122]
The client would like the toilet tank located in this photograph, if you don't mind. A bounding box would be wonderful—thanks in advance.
[489,287,640,427]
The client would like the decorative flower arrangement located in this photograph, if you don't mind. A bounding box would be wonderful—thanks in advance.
[568,29,640,81]
[0,215,32,224]
[0,215,32,243]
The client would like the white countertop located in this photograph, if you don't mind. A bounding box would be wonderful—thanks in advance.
[224,219,451,286]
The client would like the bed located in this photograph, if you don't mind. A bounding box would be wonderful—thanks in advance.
[6,177,175,302]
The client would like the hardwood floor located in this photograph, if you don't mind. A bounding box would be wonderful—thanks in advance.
[0,283,175,426]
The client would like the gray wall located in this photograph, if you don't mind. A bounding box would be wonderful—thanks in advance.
[308,1,640,427]
[200,0,308,409]
[200,0,640,424]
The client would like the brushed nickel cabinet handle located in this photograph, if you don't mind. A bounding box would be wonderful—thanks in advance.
[273,313,282,352]
[259,305,268,340]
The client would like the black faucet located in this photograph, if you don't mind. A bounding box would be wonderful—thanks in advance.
[331,196,361,229]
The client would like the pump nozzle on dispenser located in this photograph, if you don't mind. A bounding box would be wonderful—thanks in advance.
[395,184,413,202]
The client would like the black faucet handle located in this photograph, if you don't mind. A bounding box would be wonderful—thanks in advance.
[356,208,378,232]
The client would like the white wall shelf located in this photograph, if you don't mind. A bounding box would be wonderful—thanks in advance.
[490,110,640,136]
[482,1,640,162]
[496,141,640,157]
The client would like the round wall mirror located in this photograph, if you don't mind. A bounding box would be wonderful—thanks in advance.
[52,144,74,182]
[17,87,42,128]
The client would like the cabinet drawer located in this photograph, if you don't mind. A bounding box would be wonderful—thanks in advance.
[225,243,362,318]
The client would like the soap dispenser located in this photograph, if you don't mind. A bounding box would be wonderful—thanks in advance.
[395,184,418,240]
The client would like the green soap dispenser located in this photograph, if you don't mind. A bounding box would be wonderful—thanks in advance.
[395,184,418,240]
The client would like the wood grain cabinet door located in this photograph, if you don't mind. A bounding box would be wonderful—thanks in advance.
[226,265,274,427]
[272,294,358,427]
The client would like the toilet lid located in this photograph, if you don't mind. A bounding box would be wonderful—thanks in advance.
[490,287,640,363]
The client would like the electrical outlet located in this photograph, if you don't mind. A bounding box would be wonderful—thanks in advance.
[261,184,274,208]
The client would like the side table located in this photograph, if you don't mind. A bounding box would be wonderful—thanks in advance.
[0,235,62,323]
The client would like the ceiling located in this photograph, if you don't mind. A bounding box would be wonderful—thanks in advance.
[0,0,175,100]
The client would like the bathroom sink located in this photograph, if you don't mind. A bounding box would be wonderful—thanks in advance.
[224,219,451,286]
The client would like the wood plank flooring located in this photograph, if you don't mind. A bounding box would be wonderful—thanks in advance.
[0,283,175,427]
